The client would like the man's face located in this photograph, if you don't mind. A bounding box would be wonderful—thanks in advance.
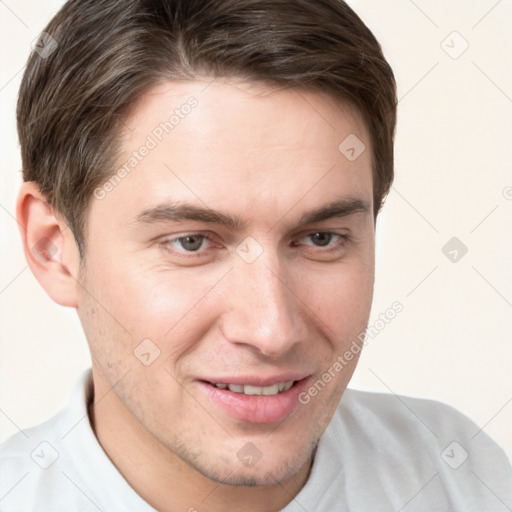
[77,79,375,486]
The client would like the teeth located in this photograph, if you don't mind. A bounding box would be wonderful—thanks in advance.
[283,381,294,392]
[245,384,279,396]
[262,384,280,395]
[214,381,294,395]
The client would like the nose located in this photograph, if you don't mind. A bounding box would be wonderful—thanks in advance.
[221,255,308,357]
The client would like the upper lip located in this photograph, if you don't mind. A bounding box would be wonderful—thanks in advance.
[200,373,311,387]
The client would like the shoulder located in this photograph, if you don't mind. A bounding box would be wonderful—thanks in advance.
[338,388,511,464]
[0,405,86,510]
[333,388,512,507]
[0,380,82,467]
[0,370,102,511]
[291,389,512,511]
[0,370,156,512]
[340,387,488,441]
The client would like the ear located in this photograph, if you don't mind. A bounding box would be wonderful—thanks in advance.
[16,182,81,308]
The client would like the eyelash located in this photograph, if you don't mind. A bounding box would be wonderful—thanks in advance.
[159,231,350,258]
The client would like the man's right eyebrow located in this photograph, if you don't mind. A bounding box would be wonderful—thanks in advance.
[133,202,244,230]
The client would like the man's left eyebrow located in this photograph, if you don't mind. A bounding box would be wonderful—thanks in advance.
[297,197,371,225]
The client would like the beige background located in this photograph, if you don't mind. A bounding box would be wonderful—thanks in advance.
[1,0,511,466]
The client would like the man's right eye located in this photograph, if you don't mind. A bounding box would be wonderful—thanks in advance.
[160,233,213,255]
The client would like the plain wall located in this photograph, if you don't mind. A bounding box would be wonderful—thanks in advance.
[1,0,511,464]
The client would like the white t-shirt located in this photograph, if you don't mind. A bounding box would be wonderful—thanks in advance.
[1,369,511,511]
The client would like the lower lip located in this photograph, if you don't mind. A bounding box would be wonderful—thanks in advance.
[198,378,309,424]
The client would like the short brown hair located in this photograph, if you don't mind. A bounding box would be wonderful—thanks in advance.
[18,0,397,257]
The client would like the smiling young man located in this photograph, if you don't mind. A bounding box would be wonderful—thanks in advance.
[1,1,511,511]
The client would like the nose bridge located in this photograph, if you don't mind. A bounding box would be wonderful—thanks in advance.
[223,254,306,356]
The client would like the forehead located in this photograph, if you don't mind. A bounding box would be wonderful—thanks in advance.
[124,78,370,151]
[90,78,373,228]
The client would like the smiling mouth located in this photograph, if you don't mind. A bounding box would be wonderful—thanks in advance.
[200,377,309,423]
[209,381,296,396]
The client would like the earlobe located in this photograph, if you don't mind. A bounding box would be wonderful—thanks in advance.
[16,182,80,308]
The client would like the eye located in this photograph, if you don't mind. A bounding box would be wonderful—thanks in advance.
[299,232,347,248]
[165,234,210,253]
[307,232,335,247]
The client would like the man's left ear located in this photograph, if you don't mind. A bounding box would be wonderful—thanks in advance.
[16,181,81,308]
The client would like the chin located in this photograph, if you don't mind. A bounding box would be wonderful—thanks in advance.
[181,439,317,488]
[199,463,299,488]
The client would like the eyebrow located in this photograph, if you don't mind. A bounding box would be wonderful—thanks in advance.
[133,197,370,230]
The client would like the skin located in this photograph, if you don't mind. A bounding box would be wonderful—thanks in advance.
[17,79,375,512]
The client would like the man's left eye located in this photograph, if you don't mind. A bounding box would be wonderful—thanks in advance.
[300,232,347,248]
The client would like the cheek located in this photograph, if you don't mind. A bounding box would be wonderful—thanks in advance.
[77,263,198,410]
[294,251,375,342]
[83,250,226,360]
